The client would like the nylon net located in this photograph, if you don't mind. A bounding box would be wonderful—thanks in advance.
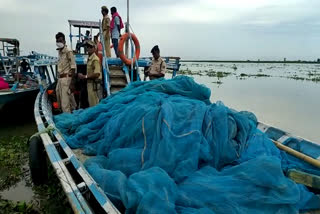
[55,76,320,213]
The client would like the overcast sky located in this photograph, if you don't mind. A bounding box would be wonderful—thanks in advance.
[0,0,319,60]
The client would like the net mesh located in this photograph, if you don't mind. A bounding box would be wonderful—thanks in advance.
[54,76,320,213]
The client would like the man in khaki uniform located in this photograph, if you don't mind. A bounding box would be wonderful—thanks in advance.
[101,6,111,57]
[145,45,166,80]
[55,32,77,113]
[78,41,102,107]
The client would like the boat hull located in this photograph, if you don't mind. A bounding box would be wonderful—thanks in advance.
[32,88,320,213]
[0,88,39,111]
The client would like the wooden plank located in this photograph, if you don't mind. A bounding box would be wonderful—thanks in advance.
[111,87,124,94]
[272,140,320,169]
[110,77,127,87]
[109,69,126,77]
[300,210,320,214]
[288,169,320,189]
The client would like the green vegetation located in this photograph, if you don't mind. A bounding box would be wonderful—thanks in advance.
[178,68,203,76]
[240,73,247,77]
[310,76,320,83]
[0,198,39,214]
[207,71,233,78]
[178,65,320,84]
[32,167,72,214]
[212,81,223,85]
[0,136,72,214]
[238,73,270,78]
[0,136,29,190]
[288,76,306,81]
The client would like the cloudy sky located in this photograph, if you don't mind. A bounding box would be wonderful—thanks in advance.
[0,0,319,60]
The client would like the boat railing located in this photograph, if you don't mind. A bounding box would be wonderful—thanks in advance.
[31,53,58,92]
[33,90,120,214]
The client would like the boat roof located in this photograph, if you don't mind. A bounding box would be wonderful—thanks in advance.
[0,38,20,47]
[68,20,100,29]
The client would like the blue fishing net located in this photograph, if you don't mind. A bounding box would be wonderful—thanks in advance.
[54,76,320,213]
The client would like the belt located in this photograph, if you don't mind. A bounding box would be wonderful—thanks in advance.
[59,73,72,78]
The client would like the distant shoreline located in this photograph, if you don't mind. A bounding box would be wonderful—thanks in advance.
[180,60,320,64]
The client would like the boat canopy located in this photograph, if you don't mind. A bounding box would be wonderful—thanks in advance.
[0,38,20,57]
[0,38,20,47]
[68,20,99,29]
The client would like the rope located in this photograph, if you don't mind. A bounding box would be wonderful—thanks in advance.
[163,119,200,138]
[30,124,56,139]
[141,117,147,166]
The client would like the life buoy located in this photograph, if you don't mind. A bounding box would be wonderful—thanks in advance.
[118,33,140,65]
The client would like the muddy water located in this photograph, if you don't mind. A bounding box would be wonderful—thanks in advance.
[0,102,36,203]
[178,62,320,143]
[1,180,34,203]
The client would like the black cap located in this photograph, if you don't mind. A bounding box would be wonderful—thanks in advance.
[151,45,160,53]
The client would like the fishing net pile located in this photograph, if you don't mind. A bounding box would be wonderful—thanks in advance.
[55,76,320,214]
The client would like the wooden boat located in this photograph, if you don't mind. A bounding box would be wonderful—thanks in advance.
[0,88,39,111]
[31,55,182,214]
[31,77,320,214]
[29,16,320,214]
[0,38,57,111]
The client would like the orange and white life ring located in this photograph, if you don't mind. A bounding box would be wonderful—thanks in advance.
[118,33,140,65]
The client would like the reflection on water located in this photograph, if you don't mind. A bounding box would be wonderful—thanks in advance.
[0,101,36,137]
[0,179,34,203]
[178,62,320,143]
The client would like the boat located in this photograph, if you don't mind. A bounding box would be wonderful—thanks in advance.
[31,76,320,214]
[0,38,57,111]
[29,9,320,214]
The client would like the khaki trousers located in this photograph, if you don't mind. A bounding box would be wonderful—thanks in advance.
[103,31,111,58]
[56,77,76,113]
[87,82,101,107]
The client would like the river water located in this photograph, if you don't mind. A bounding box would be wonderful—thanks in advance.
[176,62,320,143]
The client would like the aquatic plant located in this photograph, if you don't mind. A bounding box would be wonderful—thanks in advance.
[238,73,270,78]
[32,166,72,214]
[310,77,320,82]
[288,76,305,81]
[212,81,223,85]
[0,198,39,214]
[0,136,29,190]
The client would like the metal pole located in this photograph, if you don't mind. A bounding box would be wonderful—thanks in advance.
[90,27,92,40]
[125,0,129,57]
[127,0,129,27]
[79,27,81,54]
[2,42,5,56]
[69,24,73,50]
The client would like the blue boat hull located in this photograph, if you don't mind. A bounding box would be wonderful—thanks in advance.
[0,88,39,111]
[32,87,320,214]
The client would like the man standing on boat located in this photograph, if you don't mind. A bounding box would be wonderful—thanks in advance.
[55,32,77,113]
[145,45,167,80]
[78,41,102,107]
[101,6,111,57]
[110,7,124,57]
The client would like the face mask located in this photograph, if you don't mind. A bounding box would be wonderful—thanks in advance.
[56,42,64,49]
